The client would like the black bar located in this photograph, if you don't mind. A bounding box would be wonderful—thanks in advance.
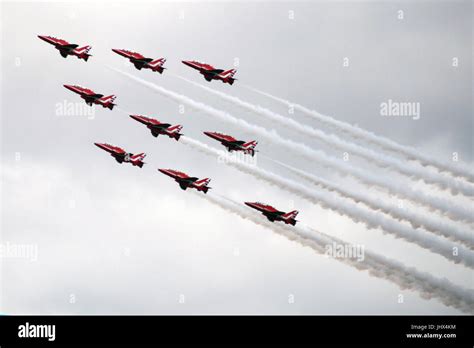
[0,315,472,346]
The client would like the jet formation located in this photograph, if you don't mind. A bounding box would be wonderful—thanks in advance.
[40,34,300,226]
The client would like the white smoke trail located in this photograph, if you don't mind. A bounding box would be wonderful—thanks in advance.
[243,85,474,183]
[113,67,474,222]
[199,192,474,314]
[115,106,135,115]
[180,136,474,268]
[262,156,473,248]
[179,76,474,196]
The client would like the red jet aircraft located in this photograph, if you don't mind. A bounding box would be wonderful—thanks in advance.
[38,35,92,61]
[204,131,257,156]
[182,60,237,85]
[112,49,166,73]
[245,202,299,226]
[130,115,183,141]
[64,85,116,110]
[158,169,211,193]
[94,143,146,168]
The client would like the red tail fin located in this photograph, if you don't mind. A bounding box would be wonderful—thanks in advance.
[74,45,92,61]
[194,178,211,193]
[149,58,166,73]
[282,210,299,225]
[220,69,237,84]
[149,58,166,67]
[99,95,116,103]
[130,153,146,167]
[167,125,183,141]
[242,140,258,155]
[74,45,92,54]
[243,140,257,149]
[220,69,236,78]
[282,210,298,219]
[99,95,116,109]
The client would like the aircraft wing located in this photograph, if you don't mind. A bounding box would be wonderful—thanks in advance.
[151,123,172,130]
[88,93,104,99]
[83,95,103,104]
[60,43,79,50]
[131,57,154,69]
[207,69,224,75]
[265,210,285,216]
[177,177,199,190]
[132,57,153,63]
[223,140,246,150]
[113,151,127,157]
[228,140,246,146]
[58,44,79,57]
[202,69,225,81]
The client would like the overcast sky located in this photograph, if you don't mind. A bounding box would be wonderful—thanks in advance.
[0,0,472,314]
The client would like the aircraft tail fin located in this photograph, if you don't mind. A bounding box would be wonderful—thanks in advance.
[99,94,116,103]
[168,125,183,141]
[130,153,146,167]
[282,210,299,219]
[74,45,92,61]
[149,58,166,73]
[99,95,116,109]
[221,69,236,78]
[282,210,299,225]
[75,45,92,54]
[149,58,166,67]
[220,69,237,84]
[195,178,211,193]
[243,140,258,156]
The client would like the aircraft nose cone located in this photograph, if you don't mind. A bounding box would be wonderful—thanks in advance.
[203,131,212,136]
[112,48,121,54]
[244,202,254,207]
